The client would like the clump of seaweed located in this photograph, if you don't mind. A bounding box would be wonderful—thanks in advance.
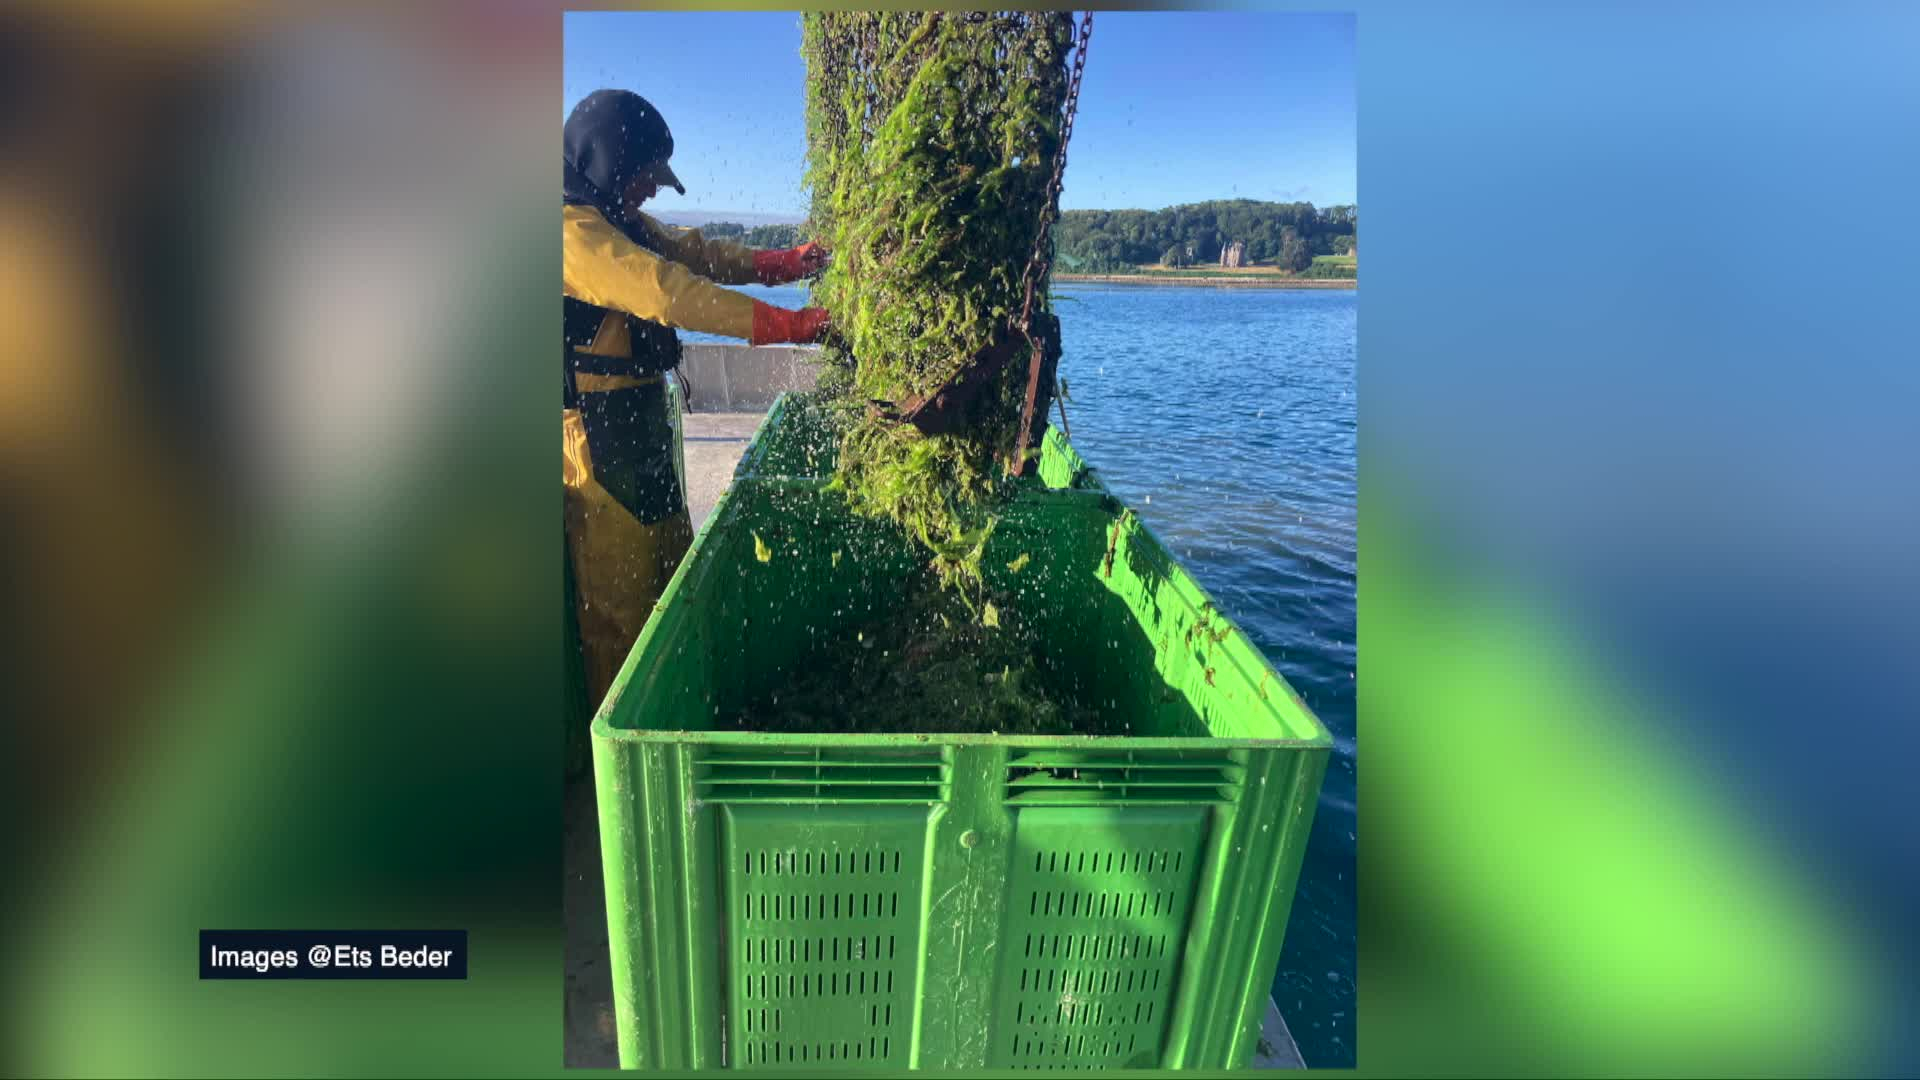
[724,575,1110,737]
[802,12,1074,600]
[833,415,999,592]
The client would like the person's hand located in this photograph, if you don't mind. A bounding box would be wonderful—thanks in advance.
[793,241,831,276]
[753,242,833,286]
[750,303,832,345]
[791,306,831,342]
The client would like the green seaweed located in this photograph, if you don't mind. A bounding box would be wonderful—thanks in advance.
[724,576,1111,736]
[802,12,1074,601]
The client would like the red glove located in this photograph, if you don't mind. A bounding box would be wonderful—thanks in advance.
[750,303,831,345]
[753,242,831,285]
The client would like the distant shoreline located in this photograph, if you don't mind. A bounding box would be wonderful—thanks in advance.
[1054,273,1356,290]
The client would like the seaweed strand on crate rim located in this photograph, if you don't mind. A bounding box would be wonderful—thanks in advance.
[802,11,1081,598]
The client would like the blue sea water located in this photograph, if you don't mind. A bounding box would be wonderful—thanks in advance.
[689,282,1358,1067]
[1055,284,1356,1068]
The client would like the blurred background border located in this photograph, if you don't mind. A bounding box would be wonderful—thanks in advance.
[2,1,1915,1075]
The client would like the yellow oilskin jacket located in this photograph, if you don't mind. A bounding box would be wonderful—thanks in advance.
[563,203,760,344]
[561,203,762,711]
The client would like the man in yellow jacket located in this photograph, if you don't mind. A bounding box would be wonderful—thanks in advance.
[562,88,829,709]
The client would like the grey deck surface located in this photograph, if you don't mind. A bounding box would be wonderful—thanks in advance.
[679,411,765,529]
[563,386,1306,1070]
[1253,998,1307,1069]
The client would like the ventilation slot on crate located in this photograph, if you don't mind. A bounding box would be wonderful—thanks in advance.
[1003,749,1242,806]
[995,812,1209,1070]
[698,747,948,804]
[730,838,919,1070]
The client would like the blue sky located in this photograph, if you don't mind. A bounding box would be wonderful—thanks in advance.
[564,12,1355,219]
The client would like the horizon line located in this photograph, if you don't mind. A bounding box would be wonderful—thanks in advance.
[659,196,1359,222]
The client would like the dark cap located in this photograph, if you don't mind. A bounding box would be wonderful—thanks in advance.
[564,89,686,202]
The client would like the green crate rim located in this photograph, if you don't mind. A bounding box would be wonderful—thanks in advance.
[592,395,1334,753]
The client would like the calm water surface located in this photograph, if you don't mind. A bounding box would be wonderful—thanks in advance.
[692,282,1358,1067]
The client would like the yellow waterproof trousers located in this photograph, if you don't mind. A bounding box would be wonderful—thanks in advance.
[562,381,692,711]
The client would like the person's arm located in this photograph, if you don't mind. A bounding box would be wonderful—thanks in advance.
[638,214,830,287]
[565,204,755,337]
[563,205,830,345]
[633,214,761,286]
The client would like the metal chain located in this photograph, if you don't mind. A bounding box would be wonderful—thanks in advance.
[1016,11,1092,335]
[1009,11,1092,474]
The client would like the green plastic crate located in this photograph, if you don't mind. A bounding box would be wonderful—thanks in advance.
[592,395,1331,1070]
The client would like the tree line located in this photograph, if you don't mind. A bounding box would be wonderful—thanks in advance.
[693,198,1357,275]
[1053,200,1355,273]
[689,221,806,249]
